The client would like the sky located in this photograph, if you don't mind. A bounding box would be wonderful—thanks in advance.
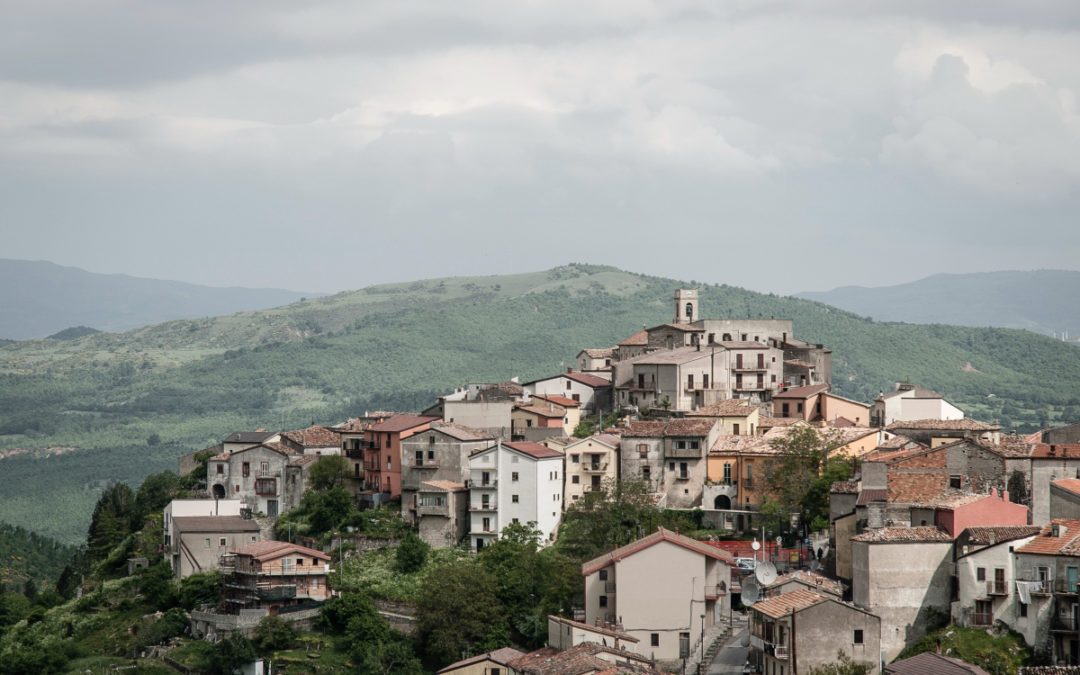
[3,1,1079,295]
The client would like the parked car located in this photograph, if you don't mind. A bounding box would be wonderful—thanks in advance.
[735,557,757,573]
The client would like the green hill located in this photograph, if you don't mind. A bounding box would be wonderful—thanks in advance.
[798,269,1080,340]
[2,264,1079,543]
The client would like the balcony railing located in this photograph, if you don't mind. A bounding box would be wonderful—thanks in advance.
[773,645,788,660]
[733,365,768,372]
[418,503,449,516]
[667,446,703,458]
[1016,578,1055,595]
[469,479,498,488]
[470,502,498,511]
[1052,617,1079,632]
[734,382,768,391]
[675,473,691,481]
[583,463,609,473]
[345,448,365,460]
[605,580,616,593]
[411,458,440,469]
[987,580,1008,596]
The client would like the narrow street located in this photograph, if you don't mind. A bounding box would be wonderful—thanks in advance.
[707,613,749,674]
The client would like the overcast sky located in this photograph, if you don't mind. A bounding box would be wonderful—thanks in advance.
[3,1,1079,295]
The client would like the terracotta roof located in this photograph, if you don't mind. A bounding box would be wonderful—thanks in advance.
[881,384,943,400]
[830,480,860,494]
[224,430,277,444]
[764,570,845,597]
[281,425,341,448]
[333,418,370,433]
[773,384,829,399]
[509,642,656,675]
[630,347,713,365]
[566,434,620,451]
[1030,444,1080,459]
[1054,479,1080,496]
[831,417,858,427]
[531,394,582,408]
[621,420,669,438]
[437,647,526,673]
[878,434,920,450]
[288,455,321,467]
[961,526,1041,546]
[231,540,331,561]
[665,417,717,437]
[1014,520,1080,557]
[710,434,774,455]
[851,527,952,543]
[653,322,705,332]
[172,516,260,533]
[887,418,999,432]
[751,588,829,618]
[687,399,757,417]
[1019,668,1080,675]
[504,441,564,459]
[419,480,467,492]
[758,416,799,428]
[580,348,615,359]
[548,615,639,642]
[565,371,612,388]
[516,404,568,419]
[369,414,439,433]
[917,492,991,509]
[430,421,493,442]
[886,651,990,675]
[216,442,294,458]
[862,443,940,464]
[582,526,734,575]
[618,330,648,346]
[856,489,888,506]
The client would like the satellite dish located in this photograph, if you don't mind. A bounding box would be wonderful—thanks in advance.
[751,538,761,551]
[741,578,759,605]
[740,634,750,647]
[756,561,778,586]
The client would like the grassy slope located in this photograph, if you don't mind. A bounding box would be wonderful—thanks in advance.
[1,264,1078,543]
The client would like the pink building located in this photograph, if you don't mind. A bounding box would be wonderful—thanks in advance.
[935,488,1029,538]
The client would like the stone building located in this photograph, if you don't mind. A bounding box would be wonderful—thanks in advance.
[400,421,493,529]
[563,433,620,506]
[620,417,719,509]
[208,443,294,517]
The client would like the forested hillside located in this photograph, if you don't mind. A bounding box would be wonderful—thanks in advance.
[2,264,1079,543]
[798,269,1080,340]
[0,522,76,589]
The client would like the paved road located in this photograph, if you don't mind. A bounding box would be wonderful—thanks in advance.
[707,614,750,675]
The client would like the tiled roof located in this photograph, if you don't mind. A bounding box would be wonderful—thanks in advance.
[917,492,990,509]
[281,425,341,448]
[565,371,612,388]
[830,481,860,494]
[831,416,858,427]
[758,416,799,428]
[773,383,829,399]
[509,642,658,674]
[665,417,717,437]
[231,540,331,561]
[862,444,938,463]
[1053,478,1080,496]
[886,651,990,675]
[711,428,795,455]
[630,347,713,365]
[961,526,1041,546]
[224,430,277,444]
[333,418,370,433]
[172,516,260,533]
[582,526,734,576]
[288,455,321,467]
[430,421,493,442]
[881,384,944,400]
[856,489,888,506]
[653,322,705,332]
[437,647,526,673]
[764,570,845,597]
[687,399,757,417]
[751,588,828,619]
[851,527,952,543]
[548,615,639,642]
[887,418,999,432]
[566,434,620,451]
[618,330,648,346]
[580,348,615,359]
[531,394,582,408]
[218,442,294,458]
[1019,668,1080,675]
[1014,520,1080,557]
[504,441,564,459]
[1030,444,1080,459]
[419,480,467,492]
[369,414,439,433]
[621,421,669,438]
[516,404,567,419]
[878,434,919,449]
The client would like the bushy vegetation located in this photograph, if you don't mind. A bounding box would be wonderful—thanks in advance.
[898,624,1031,674]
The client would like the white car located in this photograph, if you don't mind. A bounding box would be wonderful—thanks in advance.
[735,557,757,573]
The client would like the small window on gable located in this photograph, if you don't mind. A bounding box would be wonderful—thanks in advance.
[950,475,962,489]
[204,538,210,549]
[599,569,608,580]
[512,472,519,481]
[566,381,572,390]
[853,629,863,644]
[976,567,986,581]
[216,464,224,474]
[219,538,226,547]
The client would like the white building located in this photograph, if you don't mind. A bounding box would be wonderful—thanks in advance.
[563,434,620,506]
[467,441,564,551]
[871,382,964,427]
[953,526,1039,632]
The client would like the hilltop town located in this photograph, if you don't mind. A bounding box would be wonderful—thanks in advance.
[5,287,1079,675]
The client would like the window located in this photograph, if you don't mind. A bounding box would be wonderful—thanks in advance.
[204,538,210,548]
[572,454,580,464]
[733,423,740,435]
[219,538,226,547]
[255,477,276,496]
[429,435,435,444]
[512,494,519,503]
[723,463,732,483]
[669,461,675,470]
[242,462,250,477]
[1019,603,1028,617]
[950,475,962,489]
[687,374,694,389]
[642,466,651,481]
[796,403,803,413]
[599,596,608,607]
[853,629,863,644]
[260,462,269,473]
[599,569,608,580]
[387,457,392,470]
[572,475,580,484]
[639,444,648,457]
[651,633,660,647]
[512,472,519,481]
[428,450,435,460]
[976,567,986,582]
[566,381,572,390]
[526,419,533,428]
[782,403,790,417]
[297,558,304,566]
[216,464,224,474]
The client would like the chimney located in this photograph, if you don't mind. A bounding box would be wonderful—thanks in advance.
[567,367,573,374]
[1003,490,1010,502]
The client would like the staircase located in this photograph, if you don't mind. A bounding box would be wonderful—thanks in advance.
[682,620,732,675]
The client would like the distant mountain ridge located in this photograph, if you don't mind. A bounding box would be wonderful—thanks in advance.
[797,270,1080,340]
[0,259,316,340]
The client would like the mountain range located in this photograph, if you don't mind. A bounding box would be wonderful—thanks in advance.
[2,263,1079,543]
[798,270,1080,341]
[0,259,315,340]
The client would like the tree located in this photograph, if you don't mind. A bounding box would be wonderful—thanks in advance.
[761,426,849,534]
[134,470,180,523]
[395,531,430,574]
[179,571,220,610]
[557,479,663,561]
[307,487,352,534]
[1008,470,1028,506]
[138,561,178,610]
[252,615,296,653]
[354,639,424,675]
[319,592,387,638]
[207,633,255,675]
[308,455,348,492]
[416,561,506,666]
[86,483,135,561]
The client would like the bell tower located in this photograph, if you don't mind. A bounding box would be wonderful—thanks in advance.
[674,288,698,324]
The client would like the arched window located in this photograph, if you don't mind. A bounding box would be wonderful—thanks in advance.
[685,303,694,321]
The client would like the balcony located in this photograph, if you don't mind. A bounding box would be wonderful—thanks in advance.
[986,580,1008,596]
[418,503,449,517]
[667,446,703,459]
[773,645,788,660]
[411,458,440,469]
[675,473,691,481]
[582,462,609,473]
[256,585,297,601]
[346,448,365,460]
[1016,578,1054,595]
[733,365,768,372]
[469,478,498,488]
[734,382,768,391]
[1052,617,1079,632]
[470,502,498,511]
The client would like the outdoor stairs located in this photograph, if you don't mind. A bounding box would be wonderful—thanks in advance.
[682,620,732,675]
